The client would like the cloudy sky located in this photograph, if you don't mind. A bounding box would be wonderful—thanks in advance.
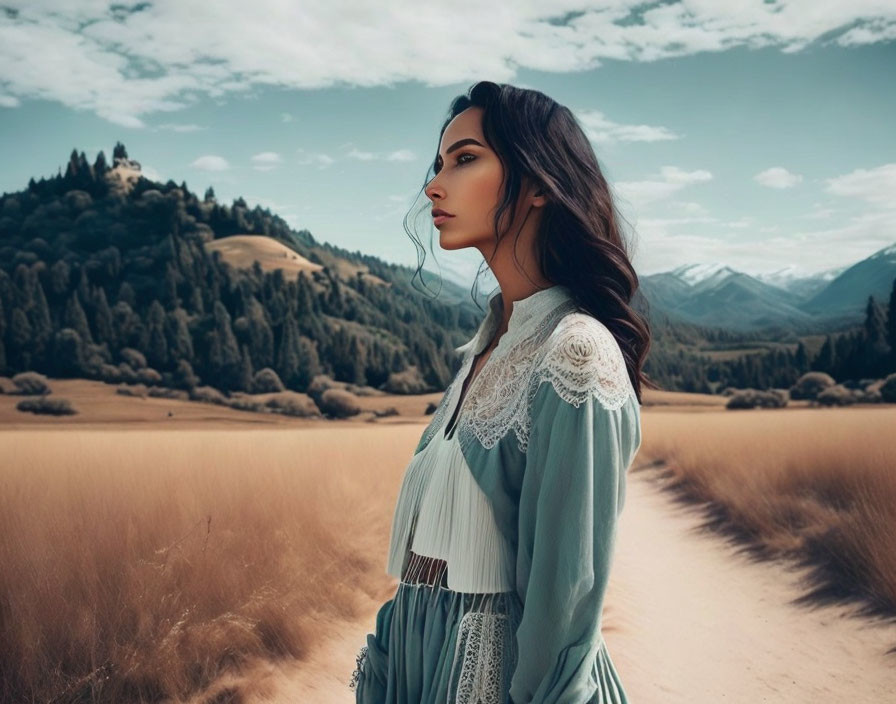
[1,1,894,288]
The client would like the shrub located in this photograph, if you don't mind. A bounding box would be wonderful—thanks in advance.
[147,387,189,400]
[317,388,361,418]
[880,373,896,403]
[117,362,139,384]
[116,384,147,398]
[120,347,147,370]
[172,360,200,390]
[817,384,858,406]
[382,366,430,394]
[263,391,321,417]
[253,368,285,393]
[16,397,77,415]
[227,396,269,413]
[12,371,51,395]
[790,371,835,400]
[189,385,228,405]
[96,363,123,383]
[136,368,162,386]
[425,401,438,415]
[725,388,788,410]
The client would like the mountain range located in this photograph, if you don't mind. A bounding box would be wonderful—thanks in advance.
[637,245,895,332]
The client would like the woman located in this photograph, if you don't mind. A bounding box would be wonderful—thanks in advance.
[350,81,653,704]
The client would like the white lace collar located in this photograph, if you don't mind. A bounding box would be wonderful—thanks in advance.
[456,284,575,356]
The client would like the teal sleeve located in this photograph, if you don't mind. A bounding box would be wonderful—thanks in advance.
[509,379,639,704]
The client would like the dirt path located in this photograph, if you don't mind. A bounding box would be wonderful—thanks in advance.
[249,463,896,703]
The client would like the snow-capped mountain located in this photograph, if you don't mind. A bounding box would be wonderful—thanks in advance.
[640,242,895,331]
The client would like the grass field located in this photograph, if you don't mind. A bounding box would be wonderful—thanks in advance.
[1,383,893,702]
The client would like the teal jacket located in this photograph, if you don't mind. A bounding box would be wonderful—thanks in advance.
[378,284,642,704]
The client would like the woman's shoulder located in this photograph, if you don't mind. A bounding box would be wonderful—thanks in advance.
[533,310,633,410]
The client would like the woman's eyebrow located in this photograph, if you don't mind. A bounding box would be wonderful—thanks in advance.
[435,138,484,164]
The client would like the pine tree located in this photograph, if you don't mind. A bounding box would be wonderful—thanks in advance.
[64,290,93,345]
[863,295,888,376]
[208,301,241,390]
[113,141,129,162]
[92,287,115,347]
[145,300,169,369]
[238,343,254,392]
[814,335,834,372]
[886,278,896,370]
[276,309,301,388]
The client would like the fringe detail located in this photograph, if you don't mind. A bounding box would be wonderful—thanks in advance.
[386,428,514,593]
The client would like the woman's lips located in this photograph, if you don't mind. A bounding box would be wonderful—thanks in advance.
[433,214,454,226]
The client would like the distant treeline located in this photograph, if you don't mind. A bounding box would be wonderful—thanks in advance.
[0,143,483,394]
[1,142,893,397]
[645,287,896,393]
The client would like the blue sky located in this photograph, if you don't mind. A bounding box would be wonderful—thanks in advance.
[1,2,894,289]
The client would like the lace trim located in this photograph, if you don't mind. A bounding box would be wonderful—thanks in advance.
[458,310,632,454]
[453,300,578,455]
[348,643,368,691]
[531,313,633,411]
[418,301,634,457]
[449,610,517,704]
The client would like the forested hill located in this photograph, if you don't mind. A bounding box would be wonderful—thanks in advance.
[0,142,486,396]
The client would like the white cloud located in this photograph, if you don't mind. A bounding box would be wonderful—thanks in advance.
[191,155,230,171]
[281,113,294,122]
[250,151,283,171]
[825,163,896,209]
[635,203,896,277]
[755,166,803,189]
[386,149,416,162]
[155,122,204,132]
[1,2,894,125]
[574,108,679,144]
[141,164,164,182]
[346,148,376,161]
[296,148,334,168]
[614,165,713,209]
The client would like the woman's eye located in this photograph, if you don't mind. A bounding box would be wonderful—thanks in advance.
[433,153,475,175]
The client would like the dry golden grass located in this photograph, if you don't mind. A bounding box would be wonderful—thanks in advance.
[0,425,419,703]
[3,385,895,702]
[638,405,896,626]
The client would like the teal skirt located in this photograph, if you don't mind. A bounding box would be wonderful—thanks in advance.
[350,578,523,703]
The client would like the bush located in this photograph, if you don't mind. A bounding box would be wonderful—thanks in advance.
[189,385,228,405]
[16,397,77,415]
[262,391,321,417]
[147,387,189,400]
[117,362,139,384]
[116,384,147,398]
[227,396,269,413]
[425,401,438,415]
[382,366,430,394]
[790,372,835,401]
[172,360,200,390]
[880,373,896,403]
[253,368,285,393]
[317,388,361,418]
[136,368,162,386]
[817,384,858,406]
[120,348,147,370]
[725,388,788,410]
[12,371,51,395]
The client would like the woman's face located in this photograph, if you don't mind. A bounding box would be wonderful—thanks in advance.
[425,106,507,252]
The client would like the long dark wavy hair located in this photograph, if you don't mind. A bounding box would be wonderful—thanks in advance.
[403,80,656,403]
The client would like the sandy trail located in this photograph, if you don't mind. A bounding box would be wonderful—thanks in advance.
[250,463,896,703]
